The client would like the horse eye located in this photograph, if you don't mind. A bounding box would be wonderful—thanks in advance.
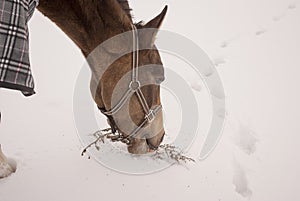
[155,76,165,84]
[151,68,165,84]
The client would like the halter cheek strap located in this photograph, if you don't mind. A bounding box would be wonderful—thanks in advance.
[102,25,162,138]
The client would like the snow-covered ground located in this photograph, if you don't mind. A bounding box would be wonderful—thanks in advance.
[1,0,300,200]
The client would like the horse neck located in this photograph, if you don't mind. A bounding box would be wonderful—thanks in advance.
[37,0,133,56]
[37,0,134,109]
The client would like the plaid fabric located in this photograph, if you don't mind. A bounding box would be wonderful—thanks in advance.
[0,0,38,96]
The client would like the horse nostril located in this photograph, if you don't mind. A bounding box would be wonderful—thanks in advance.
[146,132,165,151]
[159,132,165,143]
[146,139,159,151]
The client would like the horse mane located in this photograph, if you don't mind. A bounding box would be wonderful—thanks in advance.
[117,0,132,21]
[38,0,136,55]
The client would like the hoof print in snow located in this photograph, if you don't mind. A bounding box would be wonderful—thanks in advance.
[220,41,229,48]
[255,29,267,36]
[288,3,297,9]
[190,81,202,92]
[213,57,226,66]
[232,159,252,199]
[272,14,286,22]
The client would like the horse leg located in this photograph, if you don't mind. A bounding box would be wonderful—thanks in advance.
[0,113,17,179]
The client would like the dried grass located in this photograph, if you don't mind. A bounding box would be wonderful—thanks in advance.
[81,129,195,164]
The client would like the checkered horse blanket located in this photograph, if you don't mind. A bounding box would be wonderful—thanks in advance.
[0,0,38,96]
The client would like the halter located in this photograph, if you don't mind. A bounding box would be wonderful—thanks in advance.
[102,25,162,139]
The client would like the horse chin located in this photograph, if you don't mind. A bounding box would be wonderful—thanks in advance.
[127,139,151,154]
[126,130,165,154]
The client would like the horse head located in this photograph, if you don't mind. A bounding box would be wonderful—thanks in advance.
[89,5,168,154]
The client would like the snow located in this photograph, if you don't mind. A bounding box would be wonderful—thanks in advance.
[1,0,300,201]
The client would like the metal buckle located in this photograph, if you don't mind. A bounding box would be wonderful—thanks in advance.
[145,109,156,123]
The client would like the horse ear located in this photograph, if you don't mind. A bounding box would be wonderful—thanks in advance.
[144,5,168,30]
[140,5,168,47]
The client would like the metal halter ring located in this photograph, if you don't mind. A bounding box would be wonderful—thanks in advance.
[129,80,141,91]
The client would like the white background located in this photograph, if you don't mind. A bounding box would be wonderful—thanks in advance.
[1,0,300,200]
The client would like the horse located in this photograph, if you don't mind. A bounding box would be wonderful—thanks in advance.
[0,0,170,179]
[37,0,168,154]
[0,0,168,178]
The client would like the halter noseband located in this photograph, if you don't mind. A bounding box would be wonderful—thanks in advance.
[102,25,162,139]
